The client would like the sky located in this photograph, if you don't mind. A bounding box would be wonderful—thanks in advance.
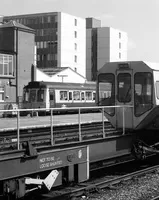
[1,0,159,62]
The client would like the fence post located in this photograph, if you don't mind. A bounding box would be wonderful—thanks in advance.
[17,110,20,150]
[123,107,125,135]
[78,108,82,142]
[50,109,54,145]
[102,107,105,137]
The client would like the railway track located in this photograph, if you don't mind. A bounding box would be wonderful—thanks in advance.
[37,160,159,200]
[0,121,119,151]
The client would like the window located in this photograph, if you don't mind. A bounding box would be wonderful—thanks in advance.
[119,32,121,38]
[75,19,77,26]
[74,43,77,50]
[119,52,121,59]
[119,42,121,49]
[86,92,92,100]
[74,31,77,38]
[60,91,68,100]
[29,90,36,102]
[69,92,72,100]
[0,54,14,76]
[81,92,85,100]
[74,55,77,63]
[98,73,115,116]
[117,73,131,103]
[0,86,4,102]
[37,90,44,102]
[73,91,80,101]
[135,72,153,116]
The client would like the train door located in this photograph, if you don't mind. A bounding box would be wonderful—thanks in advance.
[49,89,55,108]
[116,69,133,129]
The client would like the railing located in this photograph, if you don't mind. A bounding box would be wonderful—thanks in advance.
[0,105,132,150]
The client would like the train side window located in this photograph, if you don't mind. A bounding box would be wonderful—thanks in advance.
[29,89,36,102]
[98,73,115,116]
[69,91,72,101]
[81,92,85,101]
[37,89,44,102]
[86,91,92,101]
[93,92,96,101]
[60,91,68,101]
[117,73,131,103]
[73,91,80,101]
[134,72,153,116]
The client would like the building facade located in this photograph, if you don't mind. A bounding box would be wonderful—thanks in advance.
[86,18,128,81]
[0,21,35,109]
[3,12,86,77]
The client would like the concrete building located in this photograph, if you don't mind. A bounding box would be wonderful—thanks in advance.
[0,20,35,109]
[3,12,86,77]
[86,18,128,81]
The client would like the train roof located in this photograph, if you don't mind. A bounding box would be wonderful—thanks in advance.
[24,81,96,90]
[98,61,159,74]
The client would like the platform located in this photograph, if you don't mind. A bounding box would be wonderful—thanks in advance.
[0,113,106,130]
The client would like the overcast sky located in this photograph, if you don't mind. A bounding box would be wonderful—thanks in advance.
[1,0,159,62]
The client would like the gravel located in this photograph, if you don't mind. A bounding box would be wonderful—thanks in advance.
[78,169,159,200]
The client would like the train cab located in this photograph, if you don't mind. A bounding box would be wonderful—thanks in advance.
[96,61,159,130]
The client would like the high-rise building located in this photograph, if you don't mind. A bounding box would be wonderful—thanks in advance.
[86,18,128,81]
[3,12,86,77]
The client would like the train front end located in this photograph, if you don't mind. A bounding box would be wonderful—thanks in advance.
[96,61,158,130]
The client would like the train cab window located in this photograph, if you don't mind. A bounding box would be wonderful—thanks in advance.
[81,92,85,101]
[73,91,80,101]
[98,73,115,116]
[29,89,36,102]
[134,72,153,116]
[86,91,92,101]
[117,73,131,103]
[37,89,44,102]
[60,91,68,101]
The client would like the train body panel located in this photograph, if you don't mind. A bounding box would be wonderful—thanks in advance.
[22,81,96,111]
[96,61,159,130]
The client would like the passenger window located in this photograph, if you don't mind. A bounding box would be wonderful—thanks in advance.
[117,73,131,103]
[73,91,80,101]
[81,92,85,100]
[134,72,153,116]
[93,92,96,101]
[23,89,29,102]
[98,73,115,116]
[60,91,68,100]
[86,91,92,100]
[69,92,72,100]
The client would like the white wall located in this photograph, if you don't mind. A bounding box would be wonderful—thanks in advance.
[58,13,86,78]
[36,68,86,83]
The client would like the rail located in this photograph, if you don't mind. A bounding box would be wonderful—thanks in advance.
[0,105,132,150]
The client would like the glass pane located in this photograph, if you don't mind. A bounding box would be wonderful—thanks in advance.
[29,90,36,102]
[73,91,80,101]
[37,90,44,102]
[0,63,3,75]
[134,72,153,116]
[86,92,92,100]
[60,91,68,100]
[117,73,131,103]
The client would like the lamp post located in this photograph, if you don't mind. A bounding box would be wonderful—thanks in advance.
[57,75,68,82]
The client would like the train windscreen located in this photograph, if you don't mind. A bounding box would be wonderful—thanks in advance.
[134,72,153,116]
[98,73,115,116]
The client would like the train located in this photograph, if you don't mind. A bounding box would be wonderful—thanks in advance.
[22,81,97,113]
[96,61,159,130]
